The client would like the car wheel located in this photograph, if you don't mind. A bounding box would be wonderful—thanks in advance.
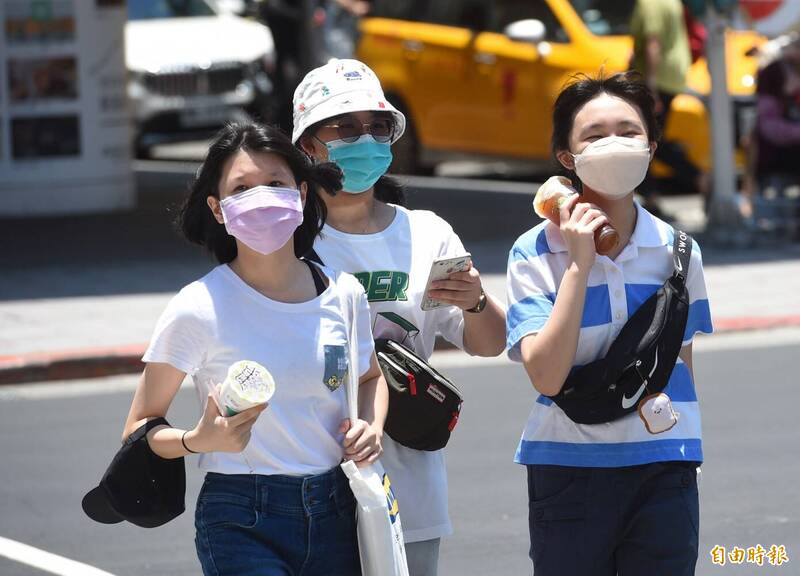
[135,139,151,160]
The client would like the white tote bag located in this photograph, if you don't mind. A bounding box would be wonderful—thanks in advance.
[339,281,410,576]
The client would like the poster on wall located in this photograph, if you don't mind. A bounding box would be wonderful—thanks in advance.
[4,1,75,45]
[0,0,133,214]
[11,115,81,159]
[8,57,79,103]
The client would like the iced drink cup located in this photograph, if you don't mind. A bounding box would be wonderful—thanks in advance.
[533,176,619,255]
[219,360,275,416]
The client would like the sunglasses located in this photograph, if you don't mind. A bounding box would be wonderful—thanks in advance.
[319,114,395,143]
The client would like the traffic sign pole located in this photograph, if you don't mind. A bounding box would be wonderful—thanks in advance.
[705,3,744,243]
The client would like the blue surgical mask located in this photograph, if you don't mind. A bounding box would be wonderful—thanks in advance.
[325,135,393,193]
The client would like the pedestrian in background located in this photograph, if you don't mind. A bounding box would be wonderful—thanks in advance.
[754,34,800,190]
[321,0,373,60]
[506,73,713,575]
[631,0,708,216]
[257,0,307,132]
[293,58,507,576]
[124,122,387,575]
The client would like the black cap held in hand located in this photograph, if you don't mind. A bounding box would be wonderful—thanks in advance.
[82,418,185,528]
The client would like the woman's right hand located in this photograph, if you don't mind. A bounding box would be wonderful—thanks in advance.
[184,393,267,453]
[559,195,609,271]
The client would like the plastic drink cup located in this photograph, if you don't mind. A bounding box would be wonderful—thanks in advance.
[219,360,275,416]
[533,176,619,255]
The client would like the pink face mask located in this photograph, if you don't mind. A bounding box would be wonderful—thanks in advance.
[220,186,303,255]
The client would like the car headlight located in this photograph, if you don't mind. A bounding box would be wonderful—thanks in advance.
[127,70,147,99]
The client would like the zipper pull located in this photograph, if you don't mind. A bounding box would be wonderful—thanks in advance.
[407,372,417,396]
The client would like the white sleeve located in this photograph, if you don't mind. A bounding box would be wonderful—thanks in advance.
[433,221,467,350]
[142,289,210,375]
[337,271,376,377]
[354,284,376,376]
[506,240,557,363]
[682,239,713,346]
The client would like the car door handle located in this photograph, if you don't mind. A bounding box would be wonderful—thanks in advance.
[403,40,423,52]
[402,39,424,62]
[473,52,496,65]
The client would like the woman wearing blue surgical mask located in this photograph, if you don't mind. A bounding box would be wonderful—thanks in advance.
[506,73,713,575]
[122,122,388,576]
[293,59,507,576]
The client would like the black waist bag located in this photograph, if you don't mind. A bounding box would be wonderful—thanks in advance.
[550,229,693,425]
[375,339,463,451]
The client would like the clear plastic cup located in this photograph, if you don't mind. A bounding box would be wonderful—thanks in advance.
[533,176,619,255]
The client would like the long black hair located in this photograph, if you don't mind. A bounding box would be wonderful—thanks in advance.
[552,72,659,172]
[178,122,342,263]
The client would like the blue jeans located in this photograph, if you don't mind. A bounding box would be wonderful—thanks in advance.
[527,461,699,576]
[195,468,361,576]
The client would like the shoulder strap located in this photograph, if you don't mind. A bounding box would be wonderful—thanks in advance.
[672,229,693,283]
[338,274,360,422]
[126,417,170,445]
[304,248,324,266]
[301,259,327,296]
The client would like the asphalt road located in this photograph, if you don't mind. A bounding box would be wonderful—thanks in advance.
[1,329,798,575]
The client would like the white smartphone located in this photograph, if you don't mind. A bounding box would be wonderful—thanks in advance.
[420,253,472,311]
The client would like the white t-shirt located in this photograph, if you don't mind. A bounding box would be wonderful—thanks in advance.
[142,264,374,477]
[314,204,467,543]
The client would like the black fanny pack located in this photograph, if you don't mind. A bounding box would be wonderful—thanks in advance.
[550,229,693,425]
[303,248,465,451]
[376,339,463,451]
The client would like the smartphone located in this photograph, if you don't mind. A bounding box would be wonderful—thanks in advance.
[420,253,472,311]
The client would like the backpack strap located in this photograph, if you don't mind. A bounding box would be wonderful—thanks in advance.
[672,229,693,284]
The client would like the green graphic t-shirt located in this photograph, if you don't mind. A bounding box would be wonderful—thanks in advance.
[313,204,468,543]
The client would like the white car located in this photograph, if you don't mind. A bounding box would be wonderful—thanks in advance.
[126,0,275,156]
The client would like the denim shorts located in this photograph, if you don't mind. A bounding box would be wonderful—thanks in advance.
[195,467,361,576]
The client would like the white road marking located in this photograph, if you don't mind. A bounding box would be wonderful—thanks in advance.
[0,374,190,402]
[0,536,117,576]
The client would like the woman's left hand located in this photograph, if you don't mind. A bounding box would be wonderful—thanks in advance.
[427,263,483,311]
[340,418,383,467]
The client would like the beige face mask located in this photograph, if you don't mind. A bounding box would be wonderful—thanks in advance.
[573,136,652,198]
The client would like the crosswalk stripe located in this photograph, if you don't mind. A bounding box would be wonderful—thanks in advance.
[0,536,116,576]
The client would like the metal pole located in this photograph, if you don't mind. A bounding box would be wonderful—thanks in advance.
[705,3,743,242]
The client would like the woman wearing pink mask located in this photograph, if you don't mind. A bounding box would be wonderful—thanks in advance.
[506,73,712,575]
[123,122,388,575]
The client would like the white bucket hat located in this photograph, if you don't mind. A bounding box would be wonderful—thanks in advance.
[291,58,406,144]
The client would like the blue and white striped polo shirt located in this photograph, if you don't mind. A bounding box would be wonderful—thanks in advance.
[506,203,713,468]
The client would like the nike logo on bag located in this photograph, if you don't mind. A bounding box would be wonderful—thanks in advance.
[621,349,659,409]
[621,383,647,409]
[675,233,688,272]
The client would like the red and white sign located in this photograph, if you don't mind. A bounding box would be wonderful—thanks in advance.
[740,0,800,37]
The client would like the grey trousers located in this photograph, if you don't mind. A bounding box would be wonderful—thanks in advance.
[405,538,441,576]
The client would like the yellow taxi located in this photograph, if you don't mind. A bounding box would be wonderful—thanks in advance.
[357,0,765,184]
